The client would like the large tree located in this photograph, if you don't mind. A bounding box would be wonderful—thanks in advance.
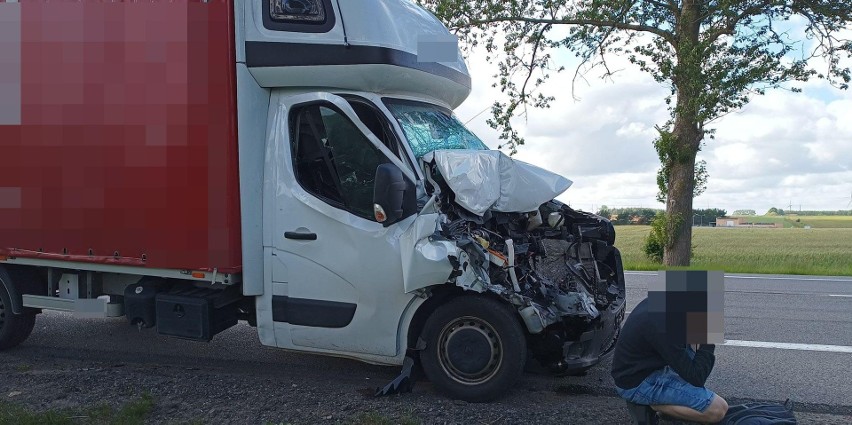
[420,0,852,265]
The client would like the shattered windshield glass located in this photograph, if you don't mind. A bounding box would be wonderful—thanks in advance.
[383,99,488,159]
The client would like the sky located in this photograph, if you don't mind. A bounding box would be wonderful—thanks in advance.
[452,36,852,216]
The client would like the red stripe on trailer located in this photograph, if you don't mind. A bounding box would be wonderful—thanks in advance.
[0,1,241,273]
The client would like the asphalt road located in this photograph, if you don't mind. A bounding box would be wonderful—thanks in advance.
[3,272,852,422]
[620,272,852,410]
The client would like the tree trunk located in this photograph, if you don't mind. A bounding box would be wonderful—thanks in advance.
[662,133,698,266]
[663,0,703,267]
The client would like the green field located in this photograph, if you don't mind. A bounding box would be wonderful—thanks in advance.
[737,215,852,228]
[615,225,852,276]
[787,215,852,228]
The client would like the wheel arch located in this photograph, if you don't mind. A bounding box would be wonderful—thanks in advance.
[0,264,47,315]
[405,284,528,352]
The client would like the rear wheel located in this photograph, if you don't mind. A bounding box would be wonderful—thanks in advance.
[0,276,37,350]
[419,296,526,402]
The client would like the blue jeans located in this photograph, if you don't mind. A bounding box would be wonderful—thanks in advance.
[615,347,716,413]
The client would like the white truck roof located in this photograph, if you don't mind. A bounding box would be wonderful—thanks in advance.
[242,0,471,108]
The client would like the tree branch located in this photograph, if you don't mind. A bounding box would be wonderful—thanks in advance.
[463,16,676,46]
[704,0,776,44]
[643,0,677,14]
[518,24,551,118]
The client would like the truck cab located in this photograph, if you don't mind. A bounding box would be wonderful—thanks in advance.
[0,0,625,402]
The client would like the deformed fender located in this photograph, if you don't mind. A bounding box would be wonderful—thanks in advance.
[400,212,457,293]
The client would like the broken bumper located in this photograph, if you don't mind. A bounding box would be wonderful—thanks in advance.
[557,297,625,373]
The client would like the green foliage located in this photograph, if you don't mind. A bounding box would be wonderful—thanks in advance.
[643,212,667,262]
[766,207,785,215]
[601,207,663,225]
[693,208,727,219]
[641,211,686,262]
[653,127,708,203]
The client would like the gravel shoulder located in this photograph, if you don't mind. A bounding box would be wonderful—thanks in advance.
[0,347,631,424]
[2,341,850,424]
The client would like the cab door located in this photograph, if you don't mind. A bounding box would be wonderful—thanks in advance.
[262,92,420,359]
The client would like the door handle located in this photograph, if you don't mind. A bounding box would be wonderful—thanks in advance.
[285,231,317,241]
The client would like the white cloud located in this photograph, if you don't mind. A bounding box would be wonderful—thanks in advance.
[454,43,852,213]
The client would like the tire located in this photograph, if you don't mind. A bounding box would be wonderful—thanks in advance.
[419,295,527,402]
[0,276,37,350]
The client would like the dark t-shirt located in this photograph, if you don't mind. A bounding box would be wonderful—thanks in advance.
[611,298,716,389]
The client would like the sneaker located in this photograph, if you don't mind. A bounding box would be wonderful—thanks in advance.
[625,401,660,425]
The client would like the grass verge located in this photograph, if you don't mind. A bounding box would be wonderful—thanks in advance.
[0,394,154,425]
[616,226,852,276]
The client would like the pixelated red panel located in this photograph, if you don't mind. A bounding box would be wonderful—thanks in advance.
[0,0,241,273]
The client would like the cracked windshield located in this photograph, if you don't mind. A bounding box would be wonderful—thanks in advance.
[384,99,488,159]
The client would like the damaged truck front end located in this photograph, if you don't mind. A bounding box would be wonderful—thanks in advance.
[436,199,625,374]
[400,149,625,400]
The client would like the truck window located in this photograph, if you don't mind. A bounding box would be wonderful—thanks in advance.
[270,0,326,23]
[347,101,399,155]
[342,97,417,174]
[291,104,390,220]
[263,0,336,33]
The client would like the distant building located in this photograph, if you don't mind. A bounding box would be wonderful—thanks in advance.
[629,215,648,225]
[715,217,781,228]
[717,217,745,227]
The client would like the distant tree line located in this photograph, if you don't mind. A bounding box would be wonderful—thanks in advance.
[693,208,728,220]
[765,208,852,216]
[597,206,728,225]
[597,206,660,225]
[691,208,727,226]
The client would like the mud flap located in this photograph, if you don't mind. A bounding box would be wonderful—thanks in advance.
[375,356,417,396]
[375,339,426,397]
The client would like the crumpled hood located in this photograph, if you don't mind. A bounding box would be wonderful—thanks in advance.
[424,150,573,215]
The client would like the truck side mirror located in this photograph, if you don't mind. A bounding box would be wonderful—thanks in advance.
[373,163,416,227]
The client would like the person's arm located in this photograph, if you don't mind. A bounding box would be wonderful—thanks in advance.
[654,336,716,387]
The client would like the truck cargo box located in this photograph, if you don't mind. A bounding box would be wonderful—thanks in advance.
[0,1,242,273]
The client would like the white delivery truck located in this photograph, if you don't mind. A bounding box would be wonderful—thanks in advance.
[0,0,625,402]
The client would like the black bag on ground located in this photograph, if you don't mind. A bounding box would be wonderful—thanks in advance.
[720,399,797,424]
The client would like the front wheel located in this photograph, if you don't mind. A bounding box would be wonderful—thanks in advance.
[419,296,527,402]
[0,276,36,350]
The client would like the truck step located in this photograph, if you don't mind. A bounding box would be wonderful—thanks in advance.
[22,295,124,318]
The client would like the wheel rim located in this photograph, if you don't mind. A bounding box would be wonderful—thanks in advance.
[437,316,503,386]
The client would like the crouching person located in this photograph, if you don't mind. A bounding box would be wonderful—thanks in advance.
[611,273,729,424]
